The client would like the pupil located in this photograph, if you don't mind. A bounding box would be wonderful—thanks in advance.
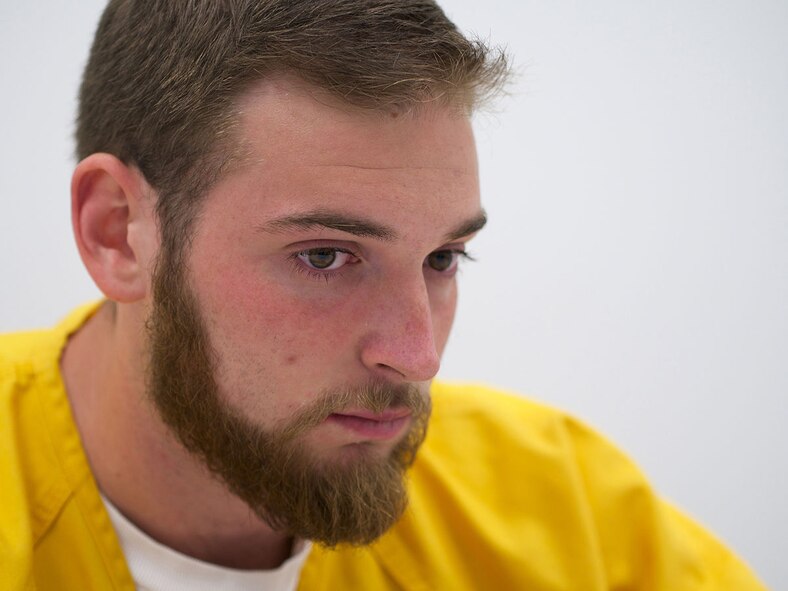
[308,249,336,269]
[428,251,453,272]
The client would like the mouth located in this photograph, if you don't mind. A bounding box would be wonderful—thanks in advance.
[326,407,412,441]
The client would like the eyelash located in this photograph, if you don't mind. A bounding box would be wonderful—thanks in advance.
[288,247,358,283]
[425,249,476,274]
[289,247,475,283]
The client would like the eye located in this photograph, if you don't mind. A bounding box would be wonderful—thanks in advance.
[425,249,472,273]
[297,247,355,271]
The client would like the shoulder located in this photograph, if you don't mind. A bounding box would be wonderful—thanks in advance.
[0,326,54,375]
[375,381,768,590]
[0,322,63,421]
[424,380,658,497]
[0,303,134,591]
[1,302,99,374]
[424,380,612,474]
[0,304,99,553]
[0,324,67,588]
[0,314,77,486]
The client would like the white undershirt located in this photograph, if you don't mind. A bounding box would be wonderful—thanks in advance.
[101,494,312,591]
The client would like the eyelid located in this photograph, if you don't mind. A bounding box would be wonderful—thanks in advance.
[432,244,476,261]
[285,238,363,252]
[438,238,473,251]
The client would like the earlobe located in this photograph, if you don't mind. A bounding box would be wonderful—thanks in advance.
[71,153,155,303]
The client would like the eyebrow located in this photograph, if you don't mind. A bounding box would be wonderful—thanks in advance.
[257,208,487,243]
[444,210,487,242]
[259,210,397,240]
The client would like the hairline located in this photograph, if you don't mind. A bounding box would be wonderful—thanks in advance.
[162,73,480,241]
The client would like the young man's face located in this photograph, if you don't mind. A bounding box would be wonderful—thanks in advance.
[144,78,483,544]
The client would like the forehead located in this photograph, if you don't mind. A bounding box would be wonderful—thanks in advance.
[207,77,481,233]
[236,77,474,167]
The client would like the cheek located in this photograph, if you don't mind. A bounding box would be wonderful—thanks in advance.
[197,265,359,376]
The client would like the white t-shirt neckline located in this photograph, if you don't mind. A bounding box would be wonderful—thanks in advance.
[101,494,312,591]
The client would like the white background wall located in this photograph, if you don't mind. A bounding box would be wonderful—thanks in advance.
[1,2,785,587]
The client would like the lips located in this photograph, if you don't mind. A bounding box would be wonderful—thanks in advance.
[327,407,412,441]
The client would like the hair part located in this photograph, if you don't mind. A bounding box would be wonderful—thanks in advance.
[77,0,509,244]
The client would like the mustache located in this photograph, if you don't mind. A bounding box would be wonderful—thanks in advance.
[277,381,429,442]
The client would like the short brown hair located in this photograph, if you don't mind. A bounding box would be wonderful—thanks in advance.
[76,0,508,240]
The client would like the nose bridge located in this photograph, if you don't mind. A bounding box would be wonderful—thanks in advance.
[360,269,440,381]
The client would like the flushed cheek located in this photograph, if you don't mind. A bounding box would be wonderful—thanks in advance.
[198,268,361,384]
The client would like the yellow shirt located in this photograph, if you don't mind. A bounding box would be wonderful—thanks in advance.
[0,304,766,590]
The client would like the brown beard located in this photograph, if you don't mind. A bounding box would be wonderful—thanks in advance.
[146,246,430,547]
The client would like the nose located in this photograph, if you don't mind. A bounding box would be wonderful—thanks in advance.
[358,274,441,383]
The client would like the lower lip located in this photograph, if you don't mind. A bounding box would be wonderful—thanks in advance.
[327,413,411,441]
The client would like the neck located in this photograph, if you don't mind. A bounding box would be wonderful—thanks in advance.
[60,301,294,570]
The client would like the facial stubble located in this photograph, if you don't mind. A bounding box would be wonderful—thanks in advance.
[146,249,430,547]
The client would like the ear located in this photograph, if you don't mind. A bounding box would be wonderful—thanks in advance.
[71,153,157,303]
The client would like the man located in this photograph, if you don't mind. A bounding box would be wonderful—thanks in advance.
[0,1,766,589]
